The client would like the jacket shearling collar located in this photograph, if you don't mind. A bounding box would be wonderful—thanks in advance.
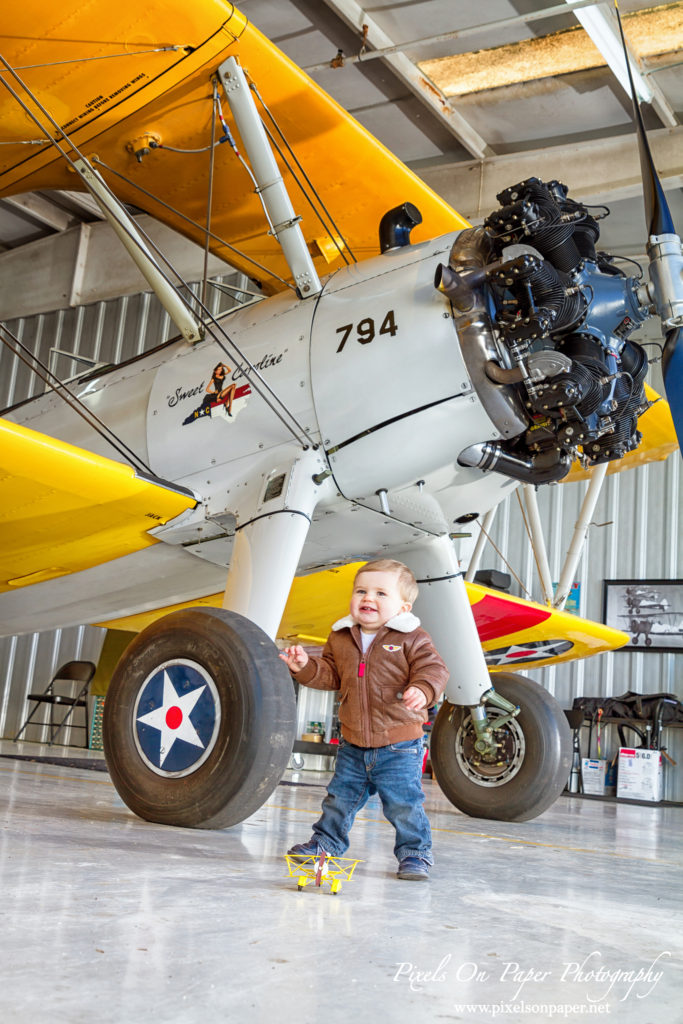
[331,611,420,633]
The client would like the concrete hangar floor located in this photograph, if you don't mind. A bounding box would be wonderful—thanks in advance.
[0,740,681,1024]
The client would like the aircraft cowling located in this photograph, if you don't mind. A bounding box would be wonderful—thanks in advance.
[309,236,504,500]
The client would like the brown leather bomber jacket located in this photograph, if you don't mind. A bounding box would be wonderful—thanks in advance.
[293,611,449,748]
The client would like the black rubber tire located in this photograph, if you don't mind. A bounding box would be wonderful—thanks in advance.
[431,672,572,822]
[103,607,296,829]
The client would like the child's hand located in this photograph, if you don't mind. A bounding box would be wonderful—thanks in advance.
[279,645,309,673]
[402,685,427,711]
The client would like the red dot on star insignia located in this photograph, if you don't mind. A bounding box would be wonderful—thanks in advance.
[166,705,183,729]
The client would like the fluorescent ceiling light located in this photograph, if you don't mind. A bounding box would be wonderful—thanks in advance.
[564,0,653,102]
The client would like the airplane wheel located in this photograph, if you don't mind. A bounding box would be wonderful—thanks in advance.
[430,672,571,822]
[103,607,296,829]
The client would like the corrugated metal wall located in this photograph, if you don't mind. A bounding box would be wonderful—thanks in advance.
[0,275,249,409]
[1,281,680,797]
[0,626,106,745]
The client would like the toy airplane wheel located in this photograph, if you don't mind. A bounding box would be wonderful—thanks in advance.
[431,672,571,822]
[103,607,296,828]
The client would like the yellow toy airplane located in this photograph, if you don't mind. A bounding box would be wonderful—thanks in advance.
[0,1,680,831]
[284,851,362,895]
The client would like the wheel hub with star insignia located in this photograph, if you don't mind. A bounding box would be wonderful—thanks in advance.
[133,660,221,778]
[103,607,296,829]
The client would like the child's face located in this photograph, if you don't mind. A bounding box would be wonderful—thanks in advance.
[350,570,412,632]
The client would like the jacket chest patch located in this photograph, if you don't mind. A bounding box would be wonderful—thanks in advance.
[382,644,401,652]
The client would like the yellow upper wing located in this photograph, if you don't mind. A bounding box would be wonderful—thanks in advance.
[0,1,468,292]
[564,384,677,482]
[0,418,196,592]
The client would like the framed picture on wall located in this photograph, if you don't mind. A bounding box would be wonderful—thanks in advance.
[602,579,683,652]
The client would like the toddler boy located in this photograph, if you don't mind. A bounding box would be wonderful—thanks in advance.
[280,559,448,880]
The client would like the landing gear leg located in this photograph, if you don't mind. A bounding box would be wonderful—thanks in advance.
[103,450,327,829]
[222,450,326,637]
[400,534,492,706]
[430,673,572,822]
[396,535,571,822]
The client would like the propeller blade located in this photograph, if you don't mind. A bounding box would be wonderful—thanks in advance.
[613,1,674,238]
[662,326,683,450]
[613,1,682,454]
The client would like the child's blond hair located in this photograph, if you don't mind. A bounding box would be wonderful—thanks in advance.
[354,559,418,604]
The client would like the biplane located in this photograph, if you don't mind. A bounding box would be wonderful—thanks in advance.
[0,1,681,829]
[620,585,683,647]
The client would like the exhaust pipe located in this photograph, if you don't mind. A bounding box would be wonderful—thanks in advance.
[458,441,571,484]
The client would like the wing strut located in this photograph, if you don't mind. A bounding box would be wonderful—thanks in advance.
[75,159,204,344]
[464,507,497,584]
[465,467,609,612]
[217,57,322,299]
[521,486,554,606]
[553,463,608,610]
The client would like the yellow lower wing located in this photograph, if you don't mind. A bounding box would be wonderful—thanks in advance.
[100,562,628,670]
[0,418,196,592]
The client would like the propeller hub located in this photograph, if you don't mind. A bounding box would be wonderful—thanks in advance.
[646,233,683,329]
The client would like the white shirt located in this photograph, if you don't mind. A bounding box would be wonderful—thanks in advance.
[360,630,376,654]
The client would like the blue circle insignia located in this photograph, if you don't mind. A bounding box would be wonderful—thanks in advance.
[133,660,221,778]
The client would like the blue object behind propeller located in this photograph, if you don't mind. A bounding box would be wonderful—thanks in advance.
[614,0,683,454]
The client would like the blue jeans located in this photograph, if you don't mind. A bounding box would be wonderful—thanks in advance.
[311,737,433,864]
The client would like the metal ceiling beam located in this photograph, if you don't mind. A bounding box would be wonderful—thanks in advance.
[1,193,74,232]
[0,214,232,320]
[304,0,599,73]
[319,0,491,161]
[420,125,682,223]
[52,190,108,220]
[563,0,677,128]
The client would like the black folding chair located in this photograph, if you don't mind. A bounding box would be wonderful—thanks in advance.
[13,661,96,747]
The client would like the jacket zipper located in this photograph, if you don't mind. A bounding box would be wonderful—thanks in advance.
[357,652,368,745]
[357,630,382,747]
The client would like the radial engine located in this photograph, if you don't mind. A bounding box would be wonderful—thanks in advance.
[436,177,653,484]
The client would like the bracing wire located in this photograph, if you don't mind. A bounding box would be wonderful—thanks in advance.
[0,45,186,72]
[0,323,154,476]
[476,514,532,600]
[260,117,348,263]
[94,157,292,289]
[103,206,318,448]
[247,77,357,264]
[0,56,317,450]
[208,280,264,301]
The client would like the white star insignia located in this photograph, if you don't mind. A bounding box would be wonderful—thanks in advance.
[487,642,556,665]
[137,670,206,767]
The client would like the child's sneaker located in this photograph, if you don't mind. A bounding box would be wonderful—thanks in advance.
[397,856,430,880]
[287,838,327,862]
